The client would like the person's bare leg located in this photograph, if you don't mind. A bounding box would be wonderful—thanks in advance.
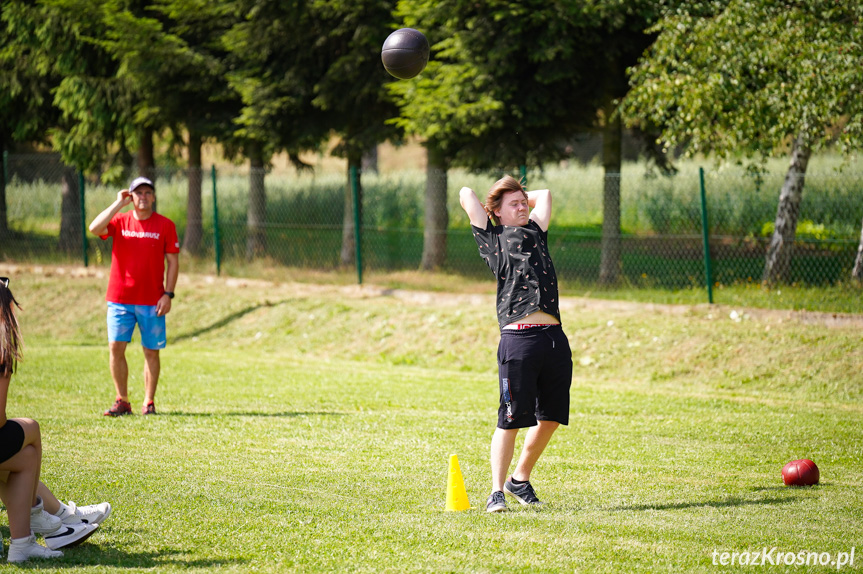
[36,481,61,514]
[0,418,43,539]
[0,448,39,538]
[109,341,129,401]
[14,418,43,506]
[490,427,518,492]
[511,420,559,482]
[142,347,160,405]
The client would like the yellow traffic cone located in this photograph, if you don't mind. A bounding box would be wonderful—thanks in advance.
[445,454,470,511]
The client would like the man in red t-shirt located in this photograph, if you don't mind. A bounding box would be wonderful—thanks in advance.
[89,177,180,417]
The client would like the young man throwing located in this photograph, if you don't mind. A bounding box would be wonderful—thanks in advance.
[459,176,573,512]
[89,177,180,416]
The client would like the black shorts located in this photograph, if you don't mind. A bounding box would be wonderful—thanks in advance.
[0,419,25,464]
[497,324,573,429]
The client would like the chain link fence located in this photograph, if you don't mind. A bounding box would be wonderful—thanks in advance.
[2,152,862,294]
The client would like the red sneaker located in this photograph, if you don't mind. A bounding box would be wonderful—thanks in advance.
[103,398,132,417]
[142,401,157,415]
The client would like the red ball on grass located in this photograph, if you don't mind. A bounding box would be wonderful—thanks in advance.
[782,459,820,486]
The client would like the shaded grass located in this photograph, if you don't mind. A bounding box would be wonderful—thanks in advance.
[0,272,861,572]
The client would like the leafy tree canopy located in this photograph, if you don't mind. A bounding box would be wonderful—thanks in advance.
[0,1,63,148]
[390,0,661,170]
[624,0,863,161]
[308,0,401,162]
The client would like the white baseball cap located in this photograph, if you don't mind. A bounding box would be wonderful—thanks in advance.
[129,176,155,192]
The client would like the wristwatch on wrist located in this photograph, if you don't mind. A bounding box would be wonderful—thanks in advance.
[164,291,175,299]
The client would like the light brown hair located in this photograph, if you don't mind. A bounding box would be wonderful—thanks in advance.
[484,175,527,226]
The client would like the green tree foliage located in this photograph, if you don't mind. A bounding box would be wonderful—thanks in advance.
[35,0,138,176]
[391,0,660,273]
[625,0,863,159]
[0,1,65,235]
[391,0,661,168]
[299,0,401,267]
[221,0,402,262]
[0,3,61,149]
[222,0,328,160]
[1,0,128,251]
[311,0,400,161]
[108,0,242,252]
[624,1,863,283]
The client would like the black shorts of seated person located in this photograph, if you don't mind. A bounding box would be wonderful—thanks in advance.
[0,419,25,463]
[497,324,573,429]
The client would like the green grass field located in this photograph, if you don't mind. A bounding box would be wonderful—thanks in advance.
[1,269,861,572]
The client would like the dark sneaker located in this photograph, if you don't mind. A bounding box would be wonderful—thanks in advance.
[504,478,543,506]
[103,399,132,417]
[486,491,507,513]
[142,401,156,415]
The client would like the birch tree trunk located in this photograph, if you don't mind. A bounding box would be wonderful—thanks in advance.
[421,145,448,271]
[852,216,863,281]
[246,148,266,260]
[762,134,811,285]
[340,155,362,266]
[599,100,622,286]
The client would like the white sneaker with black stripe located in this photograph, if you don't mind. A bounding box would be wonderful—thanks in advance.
[58,501,112,525]
[43,522,98,550]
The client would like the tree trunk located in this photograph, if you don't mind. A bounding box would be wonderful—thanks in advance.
[138,128,156,181]
[762,134,811,285]
[362,145,378,174]
[246,147,266,260]
[138,128,157,213]
[421,145,449,271]
[183,131,204,255]
[599,101,622,286]
[340,155,363,267]
[58,167,82,254]
[852,216,863,281]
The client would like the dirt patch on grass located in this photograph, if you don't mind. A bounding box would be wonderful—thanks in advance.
[3,262,861,329]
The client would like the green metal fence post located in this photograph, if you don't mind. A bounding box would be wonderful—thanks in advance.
[211,165,221,276]
[519,164,527,187]
[79,171,88,267]
[350,165,362,284]
[699,167,714,304]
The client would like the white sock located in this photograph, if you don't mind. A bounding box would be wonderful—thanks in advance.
[10,535,33,546]
[54,502,73,518]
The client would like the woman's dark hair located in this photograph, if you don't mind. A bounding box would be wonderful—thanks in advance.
[484,175,527,226]
[0,282,22,377]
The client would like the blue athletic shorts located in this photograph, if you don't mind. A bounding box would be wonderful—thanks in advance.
[497,324,572,429]
[107,302,167,350]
